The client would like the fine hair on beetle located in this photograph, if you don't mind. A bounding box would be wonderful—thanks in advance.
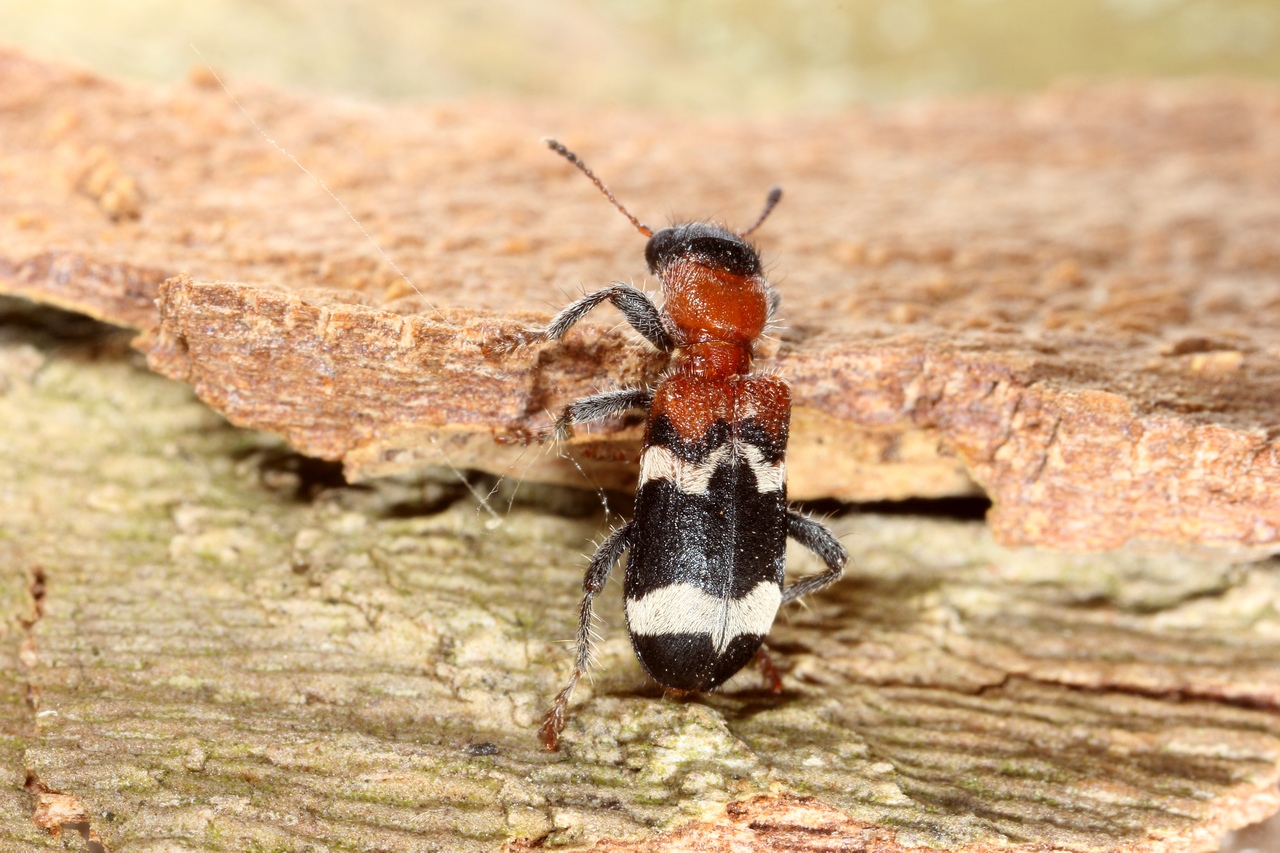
[525,139,848,750]
[193,65,847,750]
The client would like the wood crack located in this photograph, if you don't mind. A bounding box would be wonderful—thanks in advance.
[17,567,109,851]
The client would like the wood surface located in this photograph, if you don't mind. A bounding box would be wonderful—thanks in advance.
[2,49,1280,552]
[2,303,1279,851]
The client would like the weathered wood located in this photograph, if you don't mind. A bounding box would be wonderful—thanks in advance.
[0,528,60,850]
[1,50,1279,552]
[3,309,1279,851]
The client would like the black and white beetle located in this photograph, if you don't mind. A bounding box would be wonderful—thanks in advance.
[511,141,848,749]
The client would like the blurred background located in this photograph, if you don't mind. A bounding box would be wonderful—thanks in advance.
[3,0,1279,110]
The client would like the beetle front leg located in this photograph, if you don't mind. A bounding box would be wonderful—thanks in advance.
[487,283,673,355]
[542,283,673,351]
[766,287,782,321]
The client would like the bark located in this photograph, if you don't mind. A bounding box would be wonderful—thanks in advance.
[2,302,1279,851]
[1,49,1279,552]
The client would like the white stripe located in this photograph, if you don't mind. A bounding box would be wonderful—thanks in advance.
[625,581,782,654]
[638,444,730,494]
[740,444,785,493]
[638,444,784,495]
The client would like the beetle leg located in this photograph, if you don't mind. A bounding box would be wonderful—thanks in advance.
[540,522,634,750]
[781,511,847,605]
[766,287,782,320]
[551,388,653,441]
[754,645,784,694]
[484,283,672,355]
[544,283,674,351]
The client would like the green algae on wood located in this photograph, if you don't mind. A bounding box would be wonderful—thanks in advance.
[2,307,1279,850]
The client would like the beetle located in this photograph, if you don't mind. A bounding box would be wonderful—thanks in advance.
[520,140,848,749]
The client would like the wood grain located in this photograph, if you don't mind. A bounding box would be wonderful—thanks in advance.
[3,317,1279,851]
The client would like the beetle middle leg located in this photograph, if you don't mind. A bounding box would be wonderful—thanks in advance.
[540,521,634,750]
[551,387,653,441]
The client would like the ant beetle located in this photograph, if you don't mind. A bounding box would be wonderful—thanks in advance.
[516,140,848,749]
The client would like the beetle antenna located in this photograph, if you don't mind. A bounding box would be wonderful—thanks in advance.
[545,139,653,237]
[740,186,783,238]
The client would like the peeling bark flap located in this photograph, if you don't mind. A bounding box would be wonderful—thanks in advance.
[2,47,1280,552]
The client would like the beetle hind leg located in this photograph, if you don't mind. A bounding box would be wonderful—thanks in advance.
[539,522,634,750]
[781,510,848,605]
[754,645,784,694]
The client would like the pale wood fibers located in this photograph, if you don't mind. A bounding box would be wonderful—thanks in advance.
[1,312,1279,851]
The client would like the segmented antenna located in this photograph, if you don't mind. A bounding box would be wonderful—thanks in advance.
[740,186,783,238]
[545,139,653,237]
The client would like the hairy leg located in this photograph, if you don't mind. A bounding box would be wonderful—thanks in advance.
[781,511,847,605]
[542,284,672,351]
[552,388,653,441]
[754,645,785,694]
[540,522,634,749]
[489,283,673,355]
[767,287,782,321]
